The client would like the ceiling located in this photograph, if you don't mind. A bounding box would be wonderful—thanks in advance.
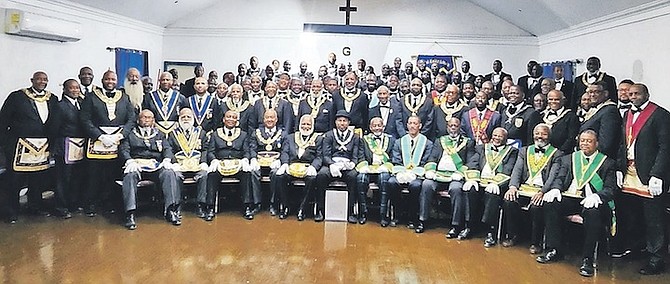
[65,0,661,36]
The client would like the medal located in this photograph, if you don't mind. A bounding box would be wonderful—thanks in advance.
[227,141,232,146]
[265,144,272,151]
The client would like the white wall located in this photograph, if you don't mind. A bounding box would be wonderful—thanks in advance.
[0,0,164,102]
[539,1,670,108]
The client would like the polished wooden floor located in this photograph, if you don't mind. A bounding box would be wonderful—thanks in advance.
[1,209,668,284]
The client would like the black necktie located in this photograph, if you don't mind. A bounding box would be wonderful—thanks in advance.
[75,100,81,110]
[269,99,273,109]
[508,106,517,114]
[85,87,90,93]
[630,106,641,114]
[228,130,233,136]
[619,104,632,110]
[106,91,114,98]
[548,110,557,116]
[585,157,590,163]
[535,147,545,154]
[302,135,308,141]
[197,97,203,109]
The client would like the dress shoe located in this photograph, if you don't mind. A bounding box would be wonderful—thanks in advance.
[348,215,358,223]
[269,205,278,216]
[278,208,288,219]
[529,244,542,254]
[195,203,206,218]
[457,228,471,240]
[358,213,367,224]
[314,210,324,222]
[579,257,594,277]
[501,236,517,247]
[204,207,215,222]
[85,205,96,217]
[610,248,632,259]
[251,204,261,215]
[414,221,425,234]
[7,215,18,224]
[124,213,137,230]
[297,209,305,221]
[56,209,72,219]
[407,221,416,229]
[380,218,389,227]
[639,262,665,275]
[536,249,562,264]
[243,207,254,220]
[389,219,398,227]
[483,232,497,248]
[446,228,459,239]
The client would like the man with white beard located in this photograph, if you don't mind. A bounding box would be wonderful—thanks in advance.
[124,68,144,112]
[169,108,210,220]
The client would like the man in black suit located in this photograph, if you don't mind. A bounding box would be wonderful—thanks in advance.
[78,66,99,98]
[357,117,395,226]
[247,75,265,105]
[396,78,435,140]
[434,84,468,138]
[518,63,544,104]
[616,79,635,117]
[142,72,187,135]
[206,110,256,220]
[461,61,474,84]
[467,127,518,247]
[400,62,416,81]
[422,117,478,237]
[553,65,574,103]
[187,77,217,133]
[484,60,512,93]
[316,110,363,223]
[500,85,541,146]
[502,124,562,252]
[332,72,369,132]
[219,83,254,134]
[579,81,621,158]
[368,86,400,139]
[182,65,204,98]
[252,81,291,132]
[537,130,617,278]
[120,110,180,230]
[542,90,579,153]
[614,83,669,275]
[572,57,617,109]
[0,71,58,223]
[248,109,285,218]
[284,78,306,124]
[169,108,209,220]
[299,79,334,134]
[461,91,501,145]
[80,70,137,217]
[51,79,87,218]
[275,114,323,220]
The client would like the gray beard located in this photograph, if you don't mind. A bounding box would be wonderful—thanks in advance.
[125,80,144,109]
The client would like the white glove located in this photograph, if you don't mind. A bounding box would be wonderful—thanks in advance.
[99,134,115,147]
[250,158,260,171]
[358,166,369,174]
[463,180,478,192]
[616,171,623,188]
[112,133,124,143]
[276,163,288,176]
[451,172,463,181]
[270,160,281,170]
[199,163,209,171]
[542,188,562,203]
[124,159,140,174]
[378,166,389,173]
[424,171,436,180]
[485,183,500,195]
[345,161,356,170]
[329,163,343,177]
[306,166,317,176]
[396,172,409,184]
[160,158,173,170]
[208,159,220,173]
[649,176,663,196]
[580,194,603,208]
[241,158,251,172]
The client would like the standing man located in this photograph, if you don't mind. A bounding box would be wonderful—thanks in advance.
[553,65,574,102]
[326,52,338,77]
[616,79,635,117]
[220,83,254,134]
[461,61,474,84]
[434,84,468,138]
[579,81,621,158]
[299,78,334,134]
[396,78,435,140]
[187,77,217,132]
[500,85,541,146]
[368,86,400,139]
[541,90,579,153]
[252,81,291,131]
[484,60,512,93]
[78,66,99,98]
[182,65,205,97]
[124,68,144,112]
[572,57,617,109]
[332,72,369,132]
[142,72,187,135]
[461,91,501,145]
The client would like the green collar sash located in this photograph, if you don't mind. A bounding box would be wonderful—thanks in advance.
[572,150,617,236]
[485,144,511,173]
[440,136,468,172]
[526,145,557,182]
[401,134,427,169]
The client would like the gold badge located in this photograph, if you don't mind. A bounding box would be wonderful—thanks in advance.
[514,117,523,128]
[265,144,272,151]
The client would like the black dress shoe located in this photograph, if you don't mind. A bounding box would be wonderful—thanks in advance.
[446,228,459,239]
[243,207,254,220]
[278,208,288,219]
[348,215,358,223]
[380,218,389,227]
[639,262,665,275]
[389,219,398,227]
[195,203,206,218]
[579,257,594,277]
[269,205,278,216]
[407,221,415,229]
[483,232,497,247]
[57,209,72,219]
[251,204,261,215]
[457,228,471,240]
[536,249,562,264]
[124,213,137,230]
[204,207,215,222]
[415,221,425,233]
[502,236,517,247]
[314,210,324,222]
[297,209,305,221]
[86,205,97,217]
[358,213,367,225]
[7,215,18,224]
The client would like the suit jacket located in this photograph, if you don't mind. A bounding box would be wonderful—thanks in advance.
[551,152,616,202]
[168,126,208,164]
[579,102,621,158]
[517,75,544,104]
[460,108,501,143]
[390,134,433,167]
[395,93,435,139]
[220,99,255,134]
[321,129,362,166]
[426,135,478,169]
[252,97,292,131]
[80,89,137,139]
[187,94,217,132]
[182,77,196,98]
[142,89,188,123]
[207,127,254,161]
[360,133,395,164]
[475,144,518,188]
[617,102,670,183]
[368,100,401,139]
[555,79,574,101]
[0,89,59,152]
[120,127,174,162]
[484,71,512,92]
[434,102,469,138]
[571,72,617,109]
[542,108,579,153]
[51,97,85,156]
[298,96,334,134]
[500,104,541,146]
[251,126,286,153]
[509,146,563,192]
[280,132,323,169]
[332,88,369,129]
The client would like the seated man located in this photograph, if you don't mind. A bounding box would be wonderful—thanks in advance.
[275,115,323,220]
[422,117,477,238]
[169,108,209,220]
[464,127,517,247]
[120,110,180,230]
[357,117,395,226]
[502,124,562,252]
[536,129,616,278]
[316,110,362,223]
[388,115,433,233]
[250,109,285,217]
[205,110,256,220]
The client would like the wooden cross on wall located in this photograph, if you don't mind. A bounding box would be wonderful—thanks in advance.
[339,0,357,25]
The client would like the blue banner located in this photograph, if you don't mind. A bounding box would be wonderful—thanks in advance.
[541,61,575,81]
[417,55,456,73]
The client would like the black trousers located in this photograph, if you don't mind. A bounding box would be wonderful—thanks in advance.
[54,157,86,211]
[358,172,391,218]
[613,192,666,265]
[206,170,250,207]
[482,191,503,230]
[503,197,544,245]
[275,174,317,212]
[544,199,610,259]
[249,167,279,206]
[85,159,123,210]
[422,180,478,227]
[387,177,423,222]
[316,167,358,215]
[3,169,51,217]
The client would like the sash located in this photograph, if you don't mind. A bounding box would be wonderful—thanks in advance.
[217,159,241,176]
[151,90,179,122]
[340,88,361,113]
[189,95,213,126]
[542,108,570,127]
[439,102,465,121]
[295,132,320,159]
[504,104,531,124]
[173,127,203,172]
[64,137,85,164]
[155,121,178,135]
[584,100,616,121]
[392,135,427,176]
[571,150,616,236]
[13,138,49,172]
[86,126,122,159]
[477,144,512,185]
[468,108,493,143]
[356,134,392,174]
[624,103,657,147]
[93,89,122,121]
[256,129,282,152]
[525,145,557,184]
